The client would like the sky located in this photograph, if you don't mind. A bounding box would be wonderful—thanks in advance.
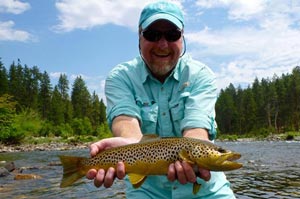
[1,0,300,101]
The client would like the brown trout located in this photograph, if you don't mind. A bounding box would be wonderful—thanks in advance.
[59,135,242,194]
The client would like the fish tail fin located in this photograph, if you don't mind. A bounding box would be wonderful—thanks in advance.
[59,155,88,188]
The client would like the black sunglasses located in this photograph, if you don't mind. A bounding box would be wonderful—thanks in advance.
[141,29,182,42]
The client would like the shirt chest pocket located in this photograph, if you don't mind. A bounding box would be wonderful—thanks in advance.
[169,101,184,121]
[136,98,158,134]
[168,92,189,135]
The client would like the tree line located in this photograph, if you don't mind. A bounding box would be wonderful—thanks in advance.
[216,66,300,138]
[0,59,110,144]
[1,58,299,143]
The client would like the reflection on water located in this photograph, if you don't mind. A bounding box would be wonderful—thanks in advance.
[219,141,300,199]
[0,141,299,199]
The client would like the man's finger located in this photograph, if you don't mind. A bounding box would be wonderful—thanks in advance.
[104,167,116,188]
[94,169,105,187]
[175,161,187,184]
[116,162,126,179]
[167,163,176,182]
[182,161,196,183]
[198,168,211,181]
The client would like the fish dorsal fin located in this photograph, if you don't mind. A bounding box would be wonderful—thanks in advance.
[179,150,194,165]
[128,173,147,188]
[139,134,160,143]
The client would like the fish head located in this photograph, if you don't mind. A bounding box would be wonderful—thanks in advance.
[191,144,243,171]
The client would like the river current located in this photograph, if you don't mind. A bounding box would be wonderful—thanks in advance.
[0,141,299,199]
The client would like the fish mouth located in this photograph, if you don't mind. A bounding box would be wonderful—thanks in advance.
[216,152,243,171]
[227,152,241,161]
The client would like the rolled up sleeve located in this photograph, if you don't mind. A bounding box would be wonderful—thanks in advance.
[105,66,141,129]
[181,66,218,140]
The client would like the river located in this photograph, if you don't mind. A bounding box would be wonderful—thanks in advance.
[0,141,299,199]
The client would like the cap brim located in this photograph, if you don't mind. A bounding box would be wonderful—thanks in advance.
[141,13,183,30]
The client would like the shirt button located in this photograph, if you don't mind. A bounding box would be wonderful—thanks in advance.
[162,112,166,116]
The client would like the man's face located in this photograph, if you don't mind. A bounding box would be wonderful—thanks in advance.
[139,20,183,82]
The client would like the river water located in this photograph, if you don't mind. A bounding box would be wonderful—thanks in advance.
[0,141,299,199]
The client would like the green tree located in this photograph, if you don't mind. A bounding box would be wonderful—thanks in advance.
[49,86,64,125]
[22,65,40,110]
[216,88,237,134]
[8,61,25,110]
[71,76,91,119]
[57,74,73,123]
[0,94,24,144]
[58,74,69,100]
[39,71,52,119]
[0,59,9,95]
[90,91,101,127]
[252,78,265,128]
[99,98,106,124]
[289,66,300,131]
[274,75,288,132]
[240,88,257,133]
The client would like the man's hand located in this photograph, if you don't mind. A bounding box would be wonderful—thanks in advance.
[167,161,211,184]
[86,137,139,188]
[172,128,212,183]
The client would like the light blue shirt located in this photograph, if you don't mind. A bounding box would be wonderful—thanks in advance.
[105,54,217,140]
[105,55,235,198]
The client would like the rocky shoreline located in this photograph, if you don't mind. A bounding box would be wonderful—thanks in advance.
[0,142,89,153]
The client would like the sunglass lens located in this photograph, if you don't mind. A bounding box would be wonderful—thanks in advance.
[142,29,181,42]
[142,30,160,42]
[165,30,181,42]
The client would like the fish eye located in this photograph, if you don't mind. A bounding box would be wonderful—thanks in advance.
[217,148,227,153]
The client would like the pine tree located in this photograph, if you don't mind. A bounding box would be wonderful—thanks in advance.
[50,86,64,125]
[23,65,40,110]
[39,71,52,119]
[90,91,101,127]
[71,76,91,119]
[58,74,69,100]
[99,98,106,124]
[8,61,25,110]
[57,74,73,122]
[0,59,9,95]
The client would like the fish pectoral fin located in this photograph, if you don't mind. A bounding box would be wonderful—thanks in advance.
[128,173,147,189]
[193,182,201,194]
[179,150,194,164]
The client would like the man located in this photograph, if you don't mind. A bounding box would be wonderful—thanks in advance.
[87,1,236,198]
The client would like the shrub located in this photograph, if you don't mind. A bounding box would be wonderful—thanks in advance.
[13,108,43,137]
[0,125,24,144]
[71,117,93,136]
[95,122,112,138]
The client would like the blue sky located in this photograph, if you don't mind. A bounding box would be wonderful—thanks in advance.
[1,0,300,100]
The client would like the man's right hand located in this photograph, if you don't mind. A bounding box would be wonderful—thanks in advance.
[86,137,139,188]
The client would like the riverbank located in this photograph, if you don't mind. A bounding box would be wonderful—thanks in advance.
[0,135,97,153]
[0,142,89,153]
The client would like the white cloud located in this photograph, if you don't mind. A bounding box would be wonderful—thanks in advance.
[0,20,33,42]
[53,0,149,32]
[0,0,30,14]
[0,0,32,42]
[187,0,300,89]
[50,72,67,79]
[53,0,184,32]
[195,0,266,21]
